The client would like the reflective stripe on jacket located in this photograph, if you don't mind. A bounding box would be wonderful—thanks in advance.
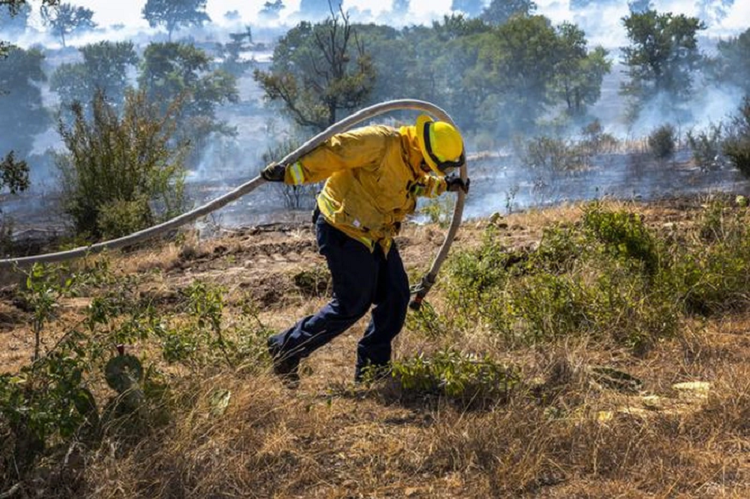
[283,124,447,254]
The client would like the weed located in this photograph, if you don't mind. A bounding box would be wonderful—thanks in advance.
[420,195,455,228]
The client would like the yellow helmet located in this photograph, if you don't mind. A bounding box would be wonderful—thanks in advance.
[416,114,465,175]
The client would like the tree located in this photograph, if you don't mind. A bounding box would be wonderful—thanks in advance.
[217,27,254,77]
[713,27,750,95]
[451,0,485,17]
[51,41,139,120]
[696,0,734,26]
[142,0,210,42]
[628,0,653,13]
[551,22,611,119]
[41,3,96,48]
[0,46,47,158]
[254,8,374,132]
[620,9,705,123]
[259,0,284,22]
[480,0,536,26]
[2,1,50,56]
[0,2,31,34]
[723,97,750,177]
[0,151,28,194]
[475,15,559,137]
[56,90,189,239]
[138,42,238,164]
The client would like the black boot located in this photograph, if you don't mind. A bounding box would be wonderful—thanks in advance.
[267,337,300,388]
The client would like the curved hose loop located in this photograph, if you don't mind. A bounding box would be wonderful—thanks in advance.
[0,99,468,309]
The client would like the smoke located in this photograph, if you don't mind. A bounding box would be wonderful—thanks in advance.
[3,0,750,232]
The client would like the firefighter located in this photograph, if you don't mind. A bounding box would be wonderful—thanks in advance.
[261,115,469,386]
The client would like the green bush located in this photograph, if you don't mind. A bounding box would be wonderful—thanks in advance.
[392,349,519,405]
[521,135,589,172]
[687,123,725,171]
[444,203,684,350]
[582,203,660,276]
[57,89,189,240]
[581,119,619,155]
[723,97,750,176]
[647,124,676,160]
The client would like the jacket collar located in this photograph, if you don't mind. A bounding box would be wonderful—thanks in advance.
[399,125,430,177]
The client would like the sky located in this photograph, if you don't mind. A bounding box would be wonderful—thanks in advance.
[25,0,750,47]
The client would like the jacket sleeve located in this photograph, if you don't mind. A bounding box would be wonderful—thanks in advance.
[284,127,389,185]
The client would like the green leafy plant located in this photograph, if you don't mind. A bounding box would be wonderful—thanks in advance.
[392,349,520,406]
[723,97,750,176]
[582,203,660,276]
[687,123,725,171]
[56,89,189,240]
[647,124,676,160]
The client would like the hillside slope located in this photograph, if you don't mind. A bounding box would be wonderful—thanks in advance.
[1,196,749,498]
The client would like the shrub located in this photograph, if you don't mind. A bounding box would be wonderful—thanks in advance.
[581,119,619,154]
[582,203,660,276]
[521,135,588,172]
[56,89,189,240]
[723,97,750,176]
[0,151,29,194]
[687,123,725,171]
[392,348,520,406]
[647,124,676,160]
[420,195,455,227]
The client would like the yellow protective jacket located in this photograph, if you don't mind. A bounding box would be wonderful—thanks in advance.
[283,124,448,254]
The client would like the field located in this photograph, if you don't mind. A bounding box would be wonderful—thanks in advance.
[1,194,750,498]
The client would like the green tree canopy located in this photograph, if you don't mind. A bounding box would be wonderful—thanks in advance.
[475,15,559,136]
[620,9,705,123]
[41,3,96,47]
[713,27,750,96]
[0,0,56,55]
[480,0,536,26]
[551,22,611,119]
[259,0,284,21]
[696,0,734,26]
[254,9,374,132]
[0,46,47,158]
[628,0,653,13]
[142,0,210,41]
[138,42,238,164]
[51,41,139,120]
[0,2,30,33]
[1,151,29,195]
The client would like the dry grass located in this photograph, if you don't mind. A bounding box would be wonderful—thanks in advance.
[3,197,750,498]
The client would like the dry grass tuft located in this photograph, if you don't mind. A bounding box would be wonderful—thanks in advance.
[4,198,750,498]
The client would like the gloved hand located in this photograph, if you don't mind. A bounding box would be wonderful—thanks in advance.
[261,162,286,182]
[446,174,470,194]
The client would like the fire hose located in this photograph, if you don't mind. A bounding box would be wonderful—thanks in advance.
[0,99,468,309]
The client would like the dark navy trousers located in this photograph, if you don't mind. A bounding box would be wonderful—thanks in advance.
[268,213,410,378]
